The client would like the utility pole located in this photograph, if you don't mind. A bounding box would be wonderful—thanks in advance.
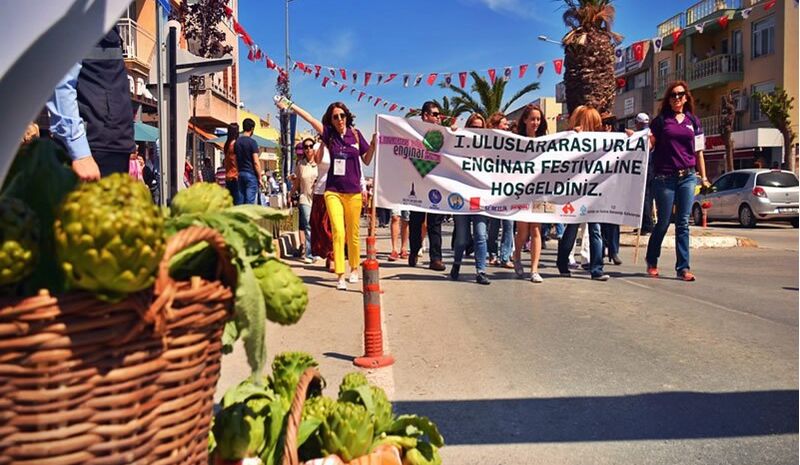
[279,0,293,188]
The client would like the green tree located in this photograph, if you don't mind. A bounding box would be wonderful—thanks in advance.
[561,0,623,114]
[720,92,736,173]
[405,96,466,126]
[754,88,797,173]
[441,71,540,118]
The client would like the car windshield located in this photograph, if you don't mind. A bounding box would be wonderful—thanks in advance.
[756,172,799,188]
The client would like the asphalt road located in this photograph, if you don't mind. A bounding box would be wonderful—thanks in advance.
[381,224,798,464]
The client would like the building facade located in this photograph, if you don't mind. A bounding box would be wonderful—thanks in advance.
[653,0,798,178]
[613,40,655,129]
[506,97,562,134]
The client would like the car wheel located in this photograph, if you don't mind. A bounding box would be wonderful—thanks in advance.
[692,204,704,226]
[791,217,799,228]
[738,204,757,228]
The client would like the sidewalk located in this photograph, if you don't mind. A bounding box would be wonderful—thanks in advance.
[619,226,758,248]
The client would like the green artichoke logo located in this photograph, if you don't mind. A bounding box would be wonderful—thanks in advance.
[422,130,444,152]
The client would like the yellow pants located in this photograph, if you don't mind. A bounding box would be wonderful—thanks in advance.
[324,191,362,275]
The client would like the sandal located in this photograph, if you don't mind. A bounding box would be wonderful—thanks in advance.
[678,270,696,282]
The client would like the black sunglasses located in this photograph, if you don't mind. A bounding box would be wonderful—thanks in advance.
[670,91,687,99]
[426,111,441,118]
[303,144,314,149]
[332,113,347,121]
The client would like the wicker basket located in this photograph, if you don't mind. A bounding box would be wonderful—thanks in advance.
[0,226,236,465]
[279,369,402,465]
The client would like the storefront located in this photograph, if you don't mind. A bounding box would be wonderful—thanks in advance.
[703,127,784,181]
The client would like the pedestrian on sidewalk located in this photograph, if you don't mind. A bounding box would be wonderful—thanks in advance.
[235,118,264,204]
[408,101,446,271]
[388,209,410,261]
[485,112,515,270]
[277,98,376,290]
[451,113,491,285]
[511,104,547,283]
[646,81,710,281]
[222,123,241,204]
[556,106,609,281]
[291,138,319,264]
[309,138,334,272]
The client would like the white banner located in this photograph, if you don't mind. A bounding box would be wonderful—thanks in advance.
[374,115,650,226]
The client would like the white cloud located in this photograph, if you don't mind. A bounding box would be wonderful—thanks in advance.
[474,0,543,20]
[302,31,355,63]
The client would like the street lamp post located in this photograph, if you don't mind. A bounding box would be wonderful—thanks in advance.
[538,35,563,46]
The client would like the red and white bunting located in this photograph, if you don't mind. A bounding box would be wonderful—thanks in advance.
[322,76,330,87]
[364,72,372,86]
[717,15,729,28]
[535,62,545,78]
[519,64,529,79]
[632,41,644,62]
[458,72,467,88]
[553,59,563,75]
[764,0,777,10]
[487,68,496,84]
[672,29,683,43]
[426,73,438,86]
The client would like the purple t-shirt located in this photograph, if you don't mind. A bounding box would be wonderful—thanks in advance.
[322,126,369,193]
[651,109,703,175]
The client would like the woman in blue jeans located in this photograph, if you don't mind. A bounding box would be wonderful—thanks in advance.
[555,105,609,281]
[486,112,515,268]
[646,81,710,281]
[451,113,491,285]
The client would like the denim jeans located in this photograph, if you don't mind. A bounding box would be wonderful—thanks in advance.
[298,203,312,258]
[453,215,488,273]
[541,223,565,239]
[488,219,513,262]
[646,172,696,272]
[238,171,259,205]
[558,223,604,277]
[601,224,620,257]
[226,179,242,205]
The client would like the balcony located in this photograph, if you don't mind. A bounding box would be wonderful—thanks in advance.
[658,13,685,38]
[654,71,686,99]
[117,18,156,71]
[687,54,743,89]
[699,114,743,136]
[686,0,742,25]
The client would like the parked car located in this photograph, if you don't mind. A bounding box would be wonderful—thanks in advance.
[692,169,799,228]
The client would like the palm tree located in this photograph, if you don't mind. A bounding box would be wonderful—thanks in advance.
[441,71,540,118]
[405,96,466,126]
[561,0,623,114]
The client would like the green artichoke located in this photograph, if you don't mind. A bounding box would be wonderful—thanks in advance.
[170,181,233,216]
[338,372,369,398]
[298,396,338,461]
[254,258,308,325]
[0,197,40,286]
[368,386,394,435]
[54,173,165,301]
[319,402,374,461]
[213,397,270,460]
[269,352,321,400]
[339,381,394,435]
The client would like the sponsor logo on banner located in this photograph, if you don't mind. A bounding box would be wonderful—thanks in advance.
[448,193,465,210]
[485,205,508,212]
[428,189,442,205]
[510,203,528,211]
[531,201,556,213]
[470,197,481,211]
[579,205,588,216]
[562,203,575,214]
[402,182,423,206]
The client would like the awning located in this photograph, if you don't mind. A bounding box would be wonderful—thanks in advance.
[134,121,159,142]
[207,134,278,149]
[188,122,221,146]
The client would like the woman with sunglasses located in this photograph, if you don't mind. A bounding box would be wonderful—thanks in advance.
[451,113,491,285]
[277,98,376,290]
[512,104,547,283]
[291,137,319,264]
[646,81,709,281]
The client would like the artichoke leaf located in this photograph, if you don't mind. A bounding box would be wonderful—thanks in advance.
[388,416,444,448]
[403,442,441,465]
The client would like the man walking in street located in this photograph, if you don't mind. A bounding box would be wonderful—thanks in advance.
[408,101,446,271]
[235,118,263,204]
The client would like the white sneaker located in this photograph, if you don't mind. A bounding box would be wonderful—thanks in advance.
[336,279,347,290]
[348,272,359,284]
[530,272,544,283]
[303,257,314,264]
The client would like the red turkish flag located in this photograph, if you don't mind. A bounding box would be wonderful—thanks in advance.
[384,73,398,84]
[266,58,276,69]
[358,92,366,102]
[459,72,467,88]
[519,64,529,79]
[764,0,776,10]
[340,69,347,80]
[247,48,255,61]
[487,69,496,84]
[339,84,347,92]
[427,73,438,85]
[633,42,644,61]
[374,98,382,106]
[364,72,372,86]
[314,65,321,78]
[389,103,398,112]
[672,29,683,43]
[616,77,627,88]
[553,59,564,75]
[321,77,330,87]
[296,61,306,72]
[718,15,729,28]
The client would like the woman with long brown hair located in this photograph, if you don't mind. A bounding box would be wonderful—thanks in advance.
[646,81,709,281]
[222,122,240,204]
[485,112,515,269]
[512,104,547,283]
[556,105,609,281]
[276,98,376,290]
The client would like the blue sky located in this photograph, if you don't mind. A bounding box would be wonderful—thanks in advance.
[237,0,701,136]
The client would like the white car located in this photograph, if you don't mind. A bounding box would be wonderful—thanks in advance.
[692,169,799,228]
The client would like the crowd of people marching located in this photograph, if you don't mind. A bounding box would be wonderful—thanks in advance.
[256,80,710,291]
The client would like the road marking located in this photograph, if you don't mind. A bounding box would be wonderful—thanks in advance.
[619,278,790,326]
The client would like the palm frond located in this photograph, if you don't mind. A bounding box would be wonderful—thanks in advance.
[501,81,541,113]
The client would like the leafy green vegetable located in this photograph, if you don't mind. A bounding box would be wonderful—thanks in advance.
[388,415,444,448]
[404,441,442,465]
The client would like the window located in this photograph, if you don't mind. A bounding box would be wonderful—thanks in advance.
[712,173,734,192]
[721,39,729,54]
[732,173,750,189]
[752,16,775,58]
[751,81,775,122]
[676,53,684,78]
[732,30,742,56]
[756,172,799,188]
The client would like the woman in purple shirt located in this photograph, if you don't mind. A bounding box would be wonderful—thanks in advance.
[646,81,710,281]
[276,98,376,290]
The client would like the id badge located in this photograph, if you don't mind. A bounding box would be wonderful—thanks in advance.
[333,158,346,176]
[694,134,705,153]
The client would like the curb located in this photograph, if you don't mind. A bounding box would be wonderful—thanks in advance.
[620,234,758,248]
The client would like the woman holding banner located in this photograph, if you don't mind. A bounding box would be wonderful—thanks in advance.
[646,81,710,281]
[556,106,609,281]
[485,113,516,269]
[276,98,376,290]
[451,113,491,285]
[512,104,547,283]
